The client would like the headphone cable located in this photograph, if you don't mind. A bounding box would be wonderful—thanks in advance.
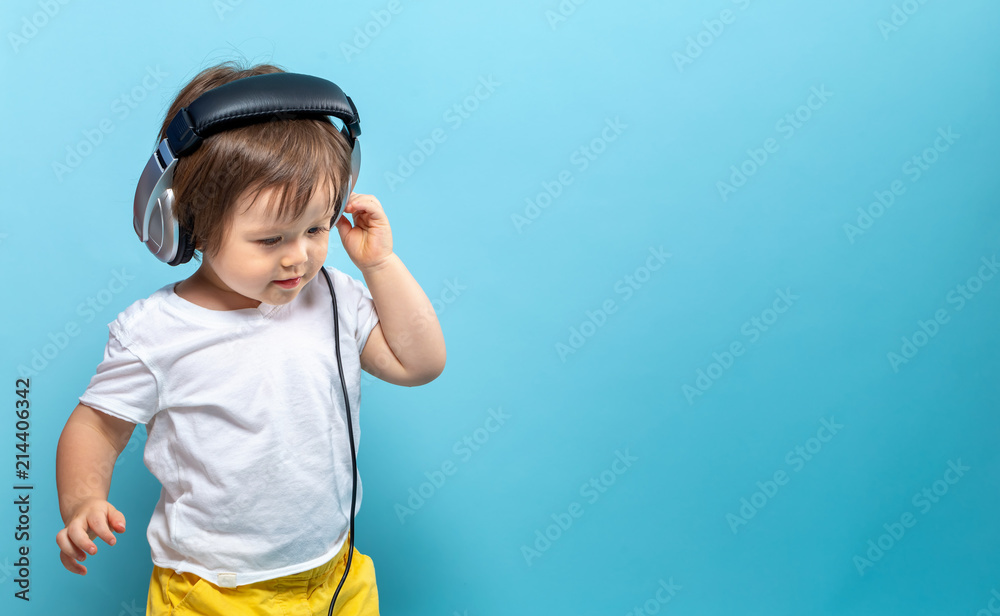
[322,267,358,616]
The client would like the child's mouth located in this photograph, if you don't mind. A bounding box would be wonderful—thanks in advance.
[273,277,301,289]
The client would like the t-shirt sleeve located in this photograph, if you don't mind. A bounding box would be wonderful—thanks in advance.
[78,330,159,425]
[326,267,380,353]
[355,278,380,353]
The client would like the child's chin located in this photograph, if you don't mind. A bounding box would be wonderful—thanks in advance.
[268,288,301,303]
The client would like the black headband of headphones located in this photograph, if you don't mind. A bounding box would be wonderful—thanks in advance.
[133,71,362,266]
[164,72,361,157]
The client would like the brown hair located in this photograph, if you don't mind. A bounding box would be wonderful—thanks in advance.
[155,60,353,262]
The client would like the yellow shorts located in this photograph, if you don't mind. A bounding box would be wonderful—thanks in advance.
[146,532,379,615]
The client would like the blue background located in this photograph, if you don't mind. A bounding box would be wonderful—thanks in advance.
[2,0,999,614]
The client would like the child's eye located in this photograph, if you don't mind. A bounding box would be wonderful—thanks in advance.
[257,227,328,247]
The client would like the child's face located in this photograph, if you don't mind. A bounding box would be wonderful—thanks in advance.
[199,179,337,308]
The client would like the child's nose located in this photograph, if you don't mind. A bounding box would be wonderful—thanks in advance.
[282,238,309,266]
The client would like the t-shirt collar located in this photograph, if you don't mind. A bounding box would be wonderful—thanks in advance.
[161,282,281,325]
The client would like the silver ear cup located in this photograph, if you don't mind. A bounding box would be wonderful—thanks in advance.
[350,136,361,190]
[331,138,361,228]
[134,139,181,264]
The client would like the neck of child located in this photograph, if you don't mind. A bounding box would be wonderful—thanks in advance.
[178,267,263,311]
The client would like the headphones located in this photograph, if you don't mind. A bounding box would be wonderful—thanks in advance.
[132,71,363,615]
[133,71,361,267]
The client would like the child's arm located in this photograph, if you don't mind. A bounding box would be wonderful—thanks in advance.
[359,253,446,385]
[55,403,135,575]
[336,193,446,386]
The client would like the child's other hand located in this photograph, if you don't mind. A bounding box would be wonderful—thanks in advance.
[335,193,393,271]
[55,499,126,575]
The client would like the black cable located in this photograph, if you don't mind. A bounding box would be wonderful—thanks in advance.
[321,267,358,616]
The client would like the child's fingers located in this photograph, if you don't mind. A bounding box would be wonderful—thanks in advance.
[345,194,382,216]
[68,520,98,555]
[86,509,118,547]
[56,527,88,562]
[335,212,353,241]
[108,505,127,534]
[59,549,87,576]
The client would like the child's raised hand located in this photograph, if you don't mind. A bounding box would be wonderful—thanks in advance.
[55,499,126,575]
[335,192,393,271]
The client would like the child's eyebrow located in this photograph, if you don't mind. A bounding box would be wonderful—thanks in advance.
[246,213,337,235]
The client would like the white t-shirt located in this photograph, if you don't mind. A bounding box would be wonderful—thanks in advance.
[78,266,379,587]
